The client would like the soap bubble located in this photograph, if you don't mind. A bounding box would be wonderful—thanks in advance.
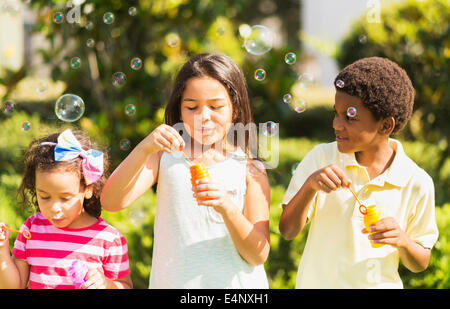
[166,33,180,48]
[347,106,357,118]
[119,139,131,151]
[55,94,85,122]
[262,121,278,137]
[249,159,266,176]
[128,7,137,16]
[291,162,300,175]
[244,25,273,56]
[70,57,81,69]
[298,73,314,89]
[284,52,296,65]
[283,94,292,104]
[217,27,225,35]
[335,79,345,88]
[86,38,95,48]
[2,100,15,115]
[254,69,266,81]
[359,34,368,44]
[103,12,115,24]
[293,97,307,113]
[36,81,48,96]
[53,12,64,24]
[21,121,31,131]
[85,21,94,30]
[112,72,126,88]
[130,57,142,70]
[125,104,136,116]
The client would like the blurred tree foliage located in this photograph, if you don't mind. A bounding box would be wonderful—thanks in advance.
[3,0,303,168]
[336,0,450,176]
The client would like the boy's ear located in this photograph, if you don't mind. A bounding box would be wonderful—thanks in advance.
[84,184,94,199]
[379,117,395,135]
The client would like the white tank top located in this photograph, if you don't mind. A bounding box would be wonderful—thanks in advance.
[149,151,269,288]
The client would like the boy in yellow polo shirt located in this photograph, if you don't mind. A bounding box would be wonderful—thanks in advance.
[279,57,438,288]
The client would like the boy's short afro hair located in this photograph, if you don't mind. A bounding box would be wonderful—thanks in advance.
[334,57,414,134]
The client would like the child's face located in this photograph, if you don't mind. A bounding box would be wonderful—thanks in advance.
[35,168,94,229]
[180,76,233,147]
[333,91,386,154]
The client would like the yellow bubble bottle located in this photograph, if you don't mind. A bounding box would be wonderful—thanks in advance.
[190,163,212,202]
[360,205,385,248]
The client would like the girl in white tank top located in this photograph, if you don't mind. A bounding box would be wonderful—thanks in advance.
[101,53,270,288]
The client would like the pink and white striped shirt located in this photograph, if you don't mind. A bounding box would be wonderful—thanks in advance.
[12,212,130,289]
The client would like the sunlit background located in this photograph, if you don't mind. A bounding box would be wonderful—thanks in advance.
[1,0,449,288]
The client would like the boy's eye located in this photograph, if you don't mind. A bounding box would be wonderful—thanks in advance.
[39,196,50,200]
[210,105,223,110]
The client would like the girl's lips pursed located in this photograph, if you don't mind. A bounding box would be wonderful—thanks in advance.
[335,134,348,142]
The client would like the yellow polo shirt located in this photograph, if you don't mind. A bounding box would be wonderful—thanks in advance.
[281,139,438,288]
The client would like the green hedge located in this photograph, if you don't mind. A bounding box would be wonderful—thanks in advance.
[1,113,449,288]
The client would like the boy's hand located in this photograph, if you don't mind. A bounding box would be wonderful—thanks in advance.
[362,217,409,249]
[306,164,351,193]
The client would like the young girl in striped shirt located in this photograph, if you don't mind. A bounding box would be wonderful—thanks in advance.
[0,129,132,289]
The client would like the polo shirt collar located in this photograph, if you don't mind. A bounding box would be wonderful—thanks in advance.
[338,138,414,188]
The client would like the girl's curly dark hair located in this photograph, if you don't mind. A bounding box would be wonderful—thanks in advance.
[334,57,414,134]
[17,129,109,217]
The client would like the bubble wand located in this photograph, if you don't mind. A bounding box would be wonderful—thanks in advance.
[1,225,32,239]
[346,183,367,215]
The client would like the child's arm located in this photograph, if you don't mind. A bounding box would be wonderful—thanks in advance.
[193,160,270,266]
[0,226,30,289]
[279,164,351,240]
[364,218,431,272]
[101,124,184,212]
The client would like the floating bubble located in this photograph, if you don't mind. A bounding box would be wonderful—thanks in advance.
[244,25,273,56]
[86,38,95,48]
[335,79,345,88]
[283,93,292,104]
[291,162,300,175]
[53,12,64,24]
[103,12,115,24]
[55,94,85,122]
[166,33,180,48]
[284,52,296,65]
[128,7,137,16]
[21,121,31,131]
[293,97,307,113]
[298,73,314,88]
[70,57,81,69]
[85,21,94,31]
[119,139,131,151]
[254,69,266,81]
[130,57,142,70]
[36,81,48,96]
[125,104,136,116]
[249,160,266,176]
[347,106,357,118]
[217,27,225,35]
[129,209,144,224]
[359,34,368,44]
[2,100,15,115]
[112,72,126,88]
[262,121,278,137]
